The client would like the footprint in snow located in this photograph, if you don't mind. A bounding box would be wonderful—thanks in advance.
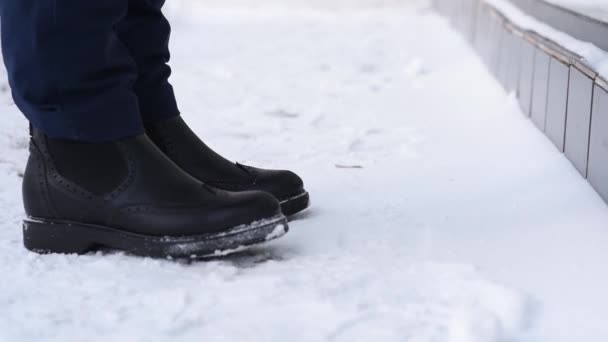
[404,58,431,78]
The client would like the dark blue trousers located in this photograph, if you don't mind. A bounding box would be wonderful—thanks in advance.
[0,0,180,141]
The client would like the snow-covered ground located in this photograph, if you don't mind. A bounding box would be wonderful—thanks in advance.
[2,1,608,341]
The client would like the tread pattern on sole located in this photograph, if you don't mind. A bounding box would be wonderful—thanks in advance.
[23,215,288,258]
[279,191,310,216]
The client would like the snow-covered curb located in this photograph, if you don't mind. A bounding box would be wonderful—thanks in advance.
[433,0,608,204]
[486,0,608,81]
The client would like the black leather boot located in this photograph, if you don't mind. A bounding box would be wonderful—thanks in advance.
[22,129,288,258]
[145,116,310,216]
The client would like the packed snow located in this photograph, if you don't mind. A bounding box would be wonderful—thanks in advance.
[1,1,608,341]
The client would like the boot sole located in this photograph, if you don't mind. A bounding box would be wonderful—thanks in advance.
[23,215,288,259]
[279,191,310,216]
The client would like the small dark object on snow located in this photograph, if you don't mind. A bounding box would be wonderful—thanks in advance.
[335,164,364,169]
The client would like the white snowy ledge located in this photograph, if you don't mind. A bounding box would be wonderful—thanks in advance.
[433,0,608,205]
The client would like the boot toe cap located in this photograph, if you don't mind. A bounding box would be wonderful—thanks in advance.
[248,167,305,200]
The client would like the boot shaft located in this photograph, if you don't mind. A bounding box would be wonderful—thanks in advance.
[23,130,133,223]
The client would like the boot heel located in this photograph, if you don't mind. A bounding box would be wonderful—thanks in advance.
[23,219,98,255]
